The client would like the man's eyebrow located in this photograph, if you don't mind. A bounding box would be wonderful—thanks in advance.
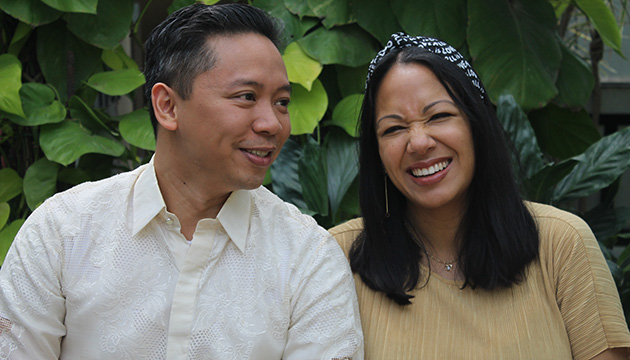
[229,80,292,94]
[230,79,263,88]
[279,84,292,94]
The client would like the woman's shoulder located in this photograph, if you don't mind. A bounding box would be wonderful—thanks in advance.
[525,201,594,242]
[328,218,364,256]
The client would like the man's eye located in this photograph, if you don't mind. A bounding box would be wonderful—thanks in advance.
[239,93,255,101]
[276,99,290,107]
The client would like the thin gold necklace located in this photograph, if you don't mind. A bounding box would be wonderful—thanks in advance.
[423,249,457,271]
[405,220,457,272]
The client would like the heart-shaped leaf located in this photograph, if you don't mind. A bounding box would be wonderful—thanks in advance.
[41,0,97,13]
[289,80,328,135]
[86,69,146,96]
[6,83,66,126]
[118,109,156,151]
[0,54,25,118]
[24,158,59,211]
[0,219,26,266]
[283,42,322,91]
[329,93,363,137]
[40,121,126,166]
[0,168,23,203]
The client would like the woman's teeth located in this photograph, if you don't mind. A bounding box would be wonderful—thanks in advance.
[411,160,450,177]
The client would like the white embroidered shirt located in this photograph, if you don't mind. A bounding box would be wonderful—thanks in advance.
[0,160,363,359]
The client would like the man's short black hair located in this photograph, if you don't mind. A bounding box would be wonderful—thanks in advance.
[143,3,282,130]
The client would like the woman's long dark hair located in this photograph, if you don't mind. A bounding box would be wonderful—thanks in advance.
[350,47,539,305]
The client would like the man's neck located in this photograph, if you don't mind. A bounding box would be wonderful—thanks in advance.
[154,156,230,241]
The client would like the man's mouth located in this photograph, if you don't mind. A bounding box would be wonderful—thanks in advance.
[410,160,451,178]
[243,149,271,158]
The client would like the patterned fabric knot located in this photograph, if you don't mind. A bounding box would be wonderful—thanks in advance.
[366,32,485,99]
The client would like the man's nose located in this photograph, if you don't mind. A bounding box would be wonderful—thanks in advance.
[252,104,283,135]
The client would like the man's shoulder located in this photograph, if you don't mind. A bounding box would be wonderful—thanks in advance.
[250,186,310,220]
[248,186,330,239]
[328,218,363,256]
[39,164,147,213]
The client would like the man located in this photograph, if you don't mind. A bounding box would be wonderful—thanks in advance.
[0,4,363,359]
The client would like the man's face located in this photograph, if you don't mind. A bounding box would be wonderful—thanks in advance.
[171,33,291,194]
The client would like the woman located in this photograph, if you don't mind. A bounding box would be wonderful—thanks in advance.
[330,33,630,359]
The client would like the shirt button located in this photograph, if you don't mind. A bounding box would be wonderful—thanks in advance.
[166,217,174,225]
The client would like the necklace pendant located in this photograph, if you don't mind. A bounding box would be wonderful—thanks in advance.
[445,264,453,271]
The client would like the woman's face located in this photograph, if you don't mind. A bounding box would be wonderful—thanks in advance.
[374,62,475,217]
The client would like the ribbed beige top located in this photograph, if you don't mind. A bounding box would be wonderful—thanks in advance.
[330,202,630,359]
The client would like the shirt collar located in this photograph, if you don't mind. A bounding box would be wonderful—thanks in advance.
[132,157,252,252]
[132,157,166,236]
[216,189,252,253]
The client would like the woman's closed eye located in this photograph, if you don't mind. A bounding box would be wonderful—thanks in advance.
[429,112,453,121]
[383,125,405,135]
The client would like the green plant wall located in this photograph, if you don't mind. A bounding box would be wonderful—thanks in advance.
[1,0,630,317]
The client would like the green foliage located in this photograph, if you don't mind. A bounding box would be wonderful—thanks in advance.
[0,0,153,263]
[1,0,629,318]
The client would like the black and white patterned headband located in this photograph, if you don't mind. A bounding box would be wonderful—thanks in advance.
[366,32,485,98]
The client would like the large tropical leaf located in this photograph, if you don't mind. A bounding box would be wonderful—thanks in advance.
[0,203,9,230]
[23,158,59,211]
[289,80,328,135]
[284,0,317,18]
[41,0,97,13]
[336,64,368,98]
[282,42,322,91]
[64,0,134,49]
[552,127,630,203]
[6,83,66,126]
[352,0,400,45]
[0,0,61,26]
[329,93,363,137]
[270,138,308,210]
[0,168,23,203]
[40,121,126,166]
[308,0,353,29]
[101,45,139,71]
[554,42,594,108]
[298,136,328,216]
[298,25,379,67]
[8,21,32,56]
[575,0,622,54]
[85,69,146,96]
[468,0,561,110]
[495,95,547,180]
[584,206,630,244]
[68,96,114,135]
[118,109,156,151]
[0,220,25,266]
[253,0,318,44]
[529,104,601,160]
[0,54,25,118]
[37,21,102,102]
[390,0,467,48]
[523,160,578,203]
[326,129,358,219]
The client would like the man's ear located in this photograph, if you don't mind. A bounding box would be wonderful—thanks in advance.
[151,83,178,131]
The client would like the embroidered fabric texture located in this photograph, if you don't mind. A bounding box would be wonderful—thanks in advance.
[0,164,363,359]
